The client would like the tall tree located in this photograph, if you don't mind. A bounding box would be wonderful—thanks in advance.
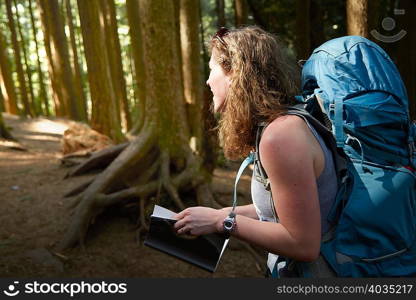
[37,0,82,120]
[126,0,146,133]
[216,0,226,28]
[13,0,36,116]
[295,0,311,59]
[101,0,132,130]
[347,0,369,37]
[0,111,14,140]
[28,0,49,116]
[180,0,203,154]
[77,0,123,141]
[65,0,87,121]
[5,0,32,117]
[310,0,325,50]
[37,0,63,116]
[58,0,216,250]
[396,0,416,119]
[0,28,19,114]
[235,0,248,27]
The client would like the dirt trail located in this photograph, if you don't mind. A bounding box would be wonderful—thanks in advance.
[0,113,263,277]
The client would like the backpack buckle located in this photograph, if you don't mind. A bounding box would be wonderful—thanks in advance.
[328,103,335,120]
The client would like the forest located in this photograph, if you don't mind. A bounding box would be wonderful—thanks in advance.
[0,0,415,277]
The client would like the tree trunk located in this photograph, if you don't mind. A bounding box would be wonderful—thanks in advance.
[37,0,62,116]
[0,92,3,113]
[347,0,369,37]
[246,0,268,31]
[65,0,87,122]
[180,0,203,155]
[396,0,416,120]
[13,0,36,116]
[58,0,217,250]
[310,0,325,50]
[101,0,132,131]
[37,0,82,120]
[29,0,50,116]
[235,0,248,27]
[216,0,226,28]
[0,112,13,140]
[126,0,146,133]
[295,0,311,60]
[0,27,19,114]
[77,0,123,142]
[5,0,32,117]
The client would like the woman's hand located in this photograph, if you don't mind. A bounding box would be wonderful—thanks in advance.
[173,207,228,236]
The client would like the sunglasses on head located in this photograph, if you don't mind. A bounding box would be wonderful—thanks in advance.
[214,27,229,46]
[297,60,307,68]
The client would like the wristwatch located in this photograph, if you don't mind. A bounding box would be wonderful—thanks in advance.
[223,211,236,238]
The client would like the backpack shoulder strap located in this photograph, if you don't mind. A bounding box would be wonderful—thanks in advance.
[254,105,347,189]
[255,122,271,190]
[287,105,348,185]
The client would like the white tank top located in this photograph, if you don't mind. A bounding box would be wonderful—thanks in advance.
[250,118,338,273]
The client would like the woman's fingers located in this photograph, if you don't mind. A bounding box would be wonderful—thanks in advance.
[173,218,185,231]
[174,207,192,220]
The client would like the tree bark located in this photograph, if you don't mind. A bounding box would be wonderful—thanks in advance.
[58,0,216,250]
[216,0,226,28]
[295,0,311,60]
[37,0,82,120]
[65,0,87,122]
[13,0,36,116]
[0,27,19,114]
[101,0,132,131]
[396,0,416,120]
[29,0,50,116]
[5,0,32,117]
[37,0,62,116]
[180,0,203,155]
[310,0,325,50]
[0,112,13,140]
[126,0,146,133]
[347,0,369,37]
[235,0,248,27]
[246,0,268,31]
[77,0,123,142]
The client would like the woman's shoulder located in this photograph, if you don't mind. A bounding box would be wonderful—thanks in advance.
[260,114,311,148]
[259,114,324,179]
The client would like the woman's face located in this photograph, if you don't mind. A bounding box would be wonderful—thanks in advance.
[206,54,231,113]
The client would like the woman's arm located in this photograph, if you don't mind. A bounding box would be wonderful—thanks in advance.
[221,204,259,219]
[174,116,322,262]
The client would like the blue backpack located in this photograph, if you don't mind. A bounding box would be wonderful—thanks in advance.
[246,36,416,277]
[299,36,416,277]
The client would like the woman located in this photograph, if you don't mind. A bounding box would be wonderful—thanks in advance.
[174,26,337,277]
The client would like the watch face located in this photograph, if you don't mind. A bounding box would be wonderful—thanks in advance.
[224,220,233,229]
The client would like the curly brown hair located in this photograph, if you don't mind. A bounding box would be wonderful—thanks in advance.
[209,26,300,160]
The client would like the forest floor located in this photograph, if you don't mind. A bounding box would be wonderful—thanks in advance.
[0,113,264,278]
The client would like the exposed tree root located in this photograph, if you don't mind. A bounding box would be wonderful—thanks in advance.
[0,139,27,151]
[58,123,251,278]
[58,122,217,251]
[64,178,95,198]
[65,142,129,178]
[135,196,150,245]
[196,183,222,209]
[60,151,91,168]
[232,240,266,273]
[161,150,186,210]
